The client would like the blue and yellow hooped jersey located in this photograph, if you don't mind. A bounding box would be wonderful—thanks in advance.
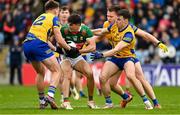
[28,13,60,43]
[108,23,138,58]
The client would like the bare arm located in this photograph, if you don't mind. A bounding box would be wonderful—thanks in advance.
[92,35,106,43]
[103,41,129,57]
[53,27,70,50]
[135,28,160,46]
[91,28,109,36]
[79,38,96,54]
[47,41,56,51]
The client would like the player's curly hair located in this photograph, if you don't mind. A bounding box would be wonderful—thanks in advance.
[45,0,59,11]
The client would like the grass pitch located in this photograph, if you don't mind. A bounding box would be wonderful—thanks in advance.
[0,85,180,114]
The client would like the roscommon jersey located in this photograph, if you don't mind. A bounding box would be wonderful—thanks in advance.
[107,23,138,58]
[28,13,60,43]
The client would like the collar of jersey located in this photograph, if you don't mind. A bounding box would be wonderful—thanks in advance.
[118,23,129,32]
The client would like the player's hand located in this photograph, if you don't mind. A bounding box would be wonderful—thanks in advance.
[55,47,64,54]
[65,46,80,58]
[90,51,104,60]
[157,42,168,53]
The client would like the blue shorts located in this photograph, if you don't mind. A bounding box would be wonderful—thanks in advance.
[23,36,54,62]
[108,56,139,70]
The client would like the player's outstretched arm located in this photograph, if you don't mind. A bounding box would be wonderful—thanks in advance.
[79,38,96,54]
[91,41,129,60]
[135,28,168,52]
[53,27,71,50]
[135,28,160,45]
[92,28,109,36]
[103,41,129,57]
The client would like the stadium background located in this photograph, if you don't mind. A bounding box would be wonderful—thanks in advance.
[0,0,180,114]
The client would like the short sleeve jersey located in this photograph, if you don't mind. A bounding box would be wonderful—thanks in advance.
[29,13,60,43]
[60,24,93,49]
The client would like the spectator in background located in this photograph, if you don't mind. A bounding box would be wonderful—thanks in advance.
[22,5,33,32]
[3,14,16,44]
[9,39,22,85]
[157,14,171,32]
[170,29,180,50]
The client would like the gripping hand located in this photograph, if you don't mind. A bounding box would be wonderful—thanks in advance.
[157,42,168,53]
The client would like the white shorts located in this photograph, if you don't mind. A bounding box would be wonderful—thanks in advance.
[61,55,85,67]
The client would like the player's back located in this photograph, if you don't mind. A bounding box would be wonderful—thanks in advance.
[23,12,60,62]
[29,13,57,43]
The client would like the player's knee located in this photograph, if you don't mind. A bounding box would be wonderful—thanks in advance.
[126,73,136,82]
[99,74,107,84]
[85,69,93,79]
[36,70,45,78]
[109,82,116,89]
[49,64,60,73]
[136,73,146,82]
[137,76,145,83]
[109,80,116,88]
[62,68,72,79]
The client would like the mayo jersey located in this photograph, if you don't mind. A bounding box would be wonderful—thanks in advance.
[60,24,93,50]
[108,23,138,58]
[28,13,60,43]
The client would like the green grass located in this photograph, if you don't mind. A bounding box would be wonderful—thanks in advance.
[0,85,180,114]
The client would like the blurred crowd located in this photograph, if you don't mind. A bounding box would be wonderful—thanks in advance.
[0,0,180,64]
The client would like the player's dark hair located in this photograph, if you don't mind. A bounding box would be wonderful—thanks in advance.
[108,5,121,13]
[45,0,59,11]
[60,5,72,13]
[68,13,81,25]
[60,6,68,11]
[117,9,131,20]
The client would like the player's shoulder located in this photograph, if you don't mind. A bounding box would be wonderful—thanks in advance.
[61,24,68,29]
[46,13,55,17]
[61,24,69,34]
[103,21,110,28]
[129,23,138,32]
[81,24,91,30]
[80,24,92,36]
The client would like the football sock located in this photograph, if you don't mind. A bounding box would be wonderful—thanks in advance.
[38,92,45,100]
[88,96,93,101]
[120,93,129,100]
[38,92,46,104]
[80,91,85,97]
[141,95,148,102]
[64,97,69,102]
[47,85,56,98]
[105,96,112,104]
[152,99,159,105]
